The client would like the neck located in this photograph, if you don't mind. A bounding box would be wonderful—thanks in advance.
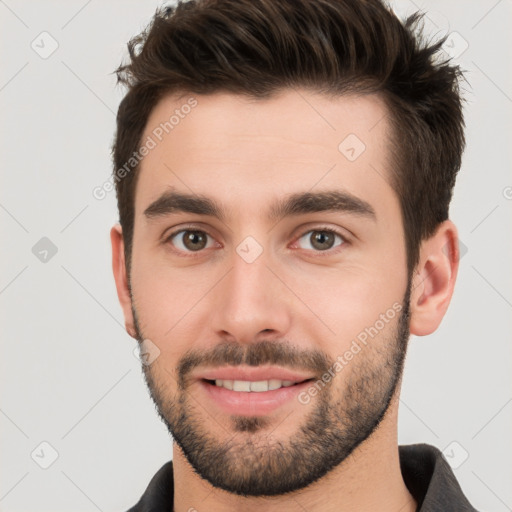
[172,398,416,512]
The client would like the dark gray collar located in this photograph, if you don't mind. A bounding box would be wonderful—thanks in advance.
[127,443,478,511]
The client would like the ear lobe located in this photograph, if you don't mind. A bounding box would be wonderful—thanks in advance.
[409,220,460,337]
[110,224,137,339]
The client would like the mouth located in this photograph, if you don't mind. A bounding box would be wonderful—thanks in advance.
[202,378,313,392]
[198,375,316,416]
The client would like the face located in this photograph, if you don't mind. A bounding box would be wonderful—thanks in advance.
[127,89,412,496]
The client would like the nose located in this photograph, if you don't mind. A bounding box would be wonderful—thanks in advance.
[210,247,292,345]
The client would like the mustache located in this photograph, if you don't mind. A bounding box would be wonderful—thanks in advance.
[177,340,331,387]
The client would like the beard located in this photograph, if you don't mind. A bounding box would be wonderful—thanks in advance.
[132,279,411,497]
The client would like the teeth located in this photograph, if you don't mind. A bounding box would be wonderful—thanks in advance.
[233,380,251,392]
[250,380,268,392]
[268,379,282,390]
[212,379,298,392]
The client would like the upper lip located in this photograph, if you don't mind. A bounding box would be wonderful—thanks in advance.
[195,366,315,383]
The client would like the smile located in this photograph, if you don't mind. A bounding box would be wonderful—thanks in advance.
[199,377,315,416]
[209,378,303,392]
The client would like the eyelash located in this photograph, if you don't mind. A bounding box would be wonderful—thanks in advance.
[163,225,349,258]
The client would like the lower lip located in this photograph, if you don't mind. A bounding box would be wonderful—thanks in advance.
[200,379,313,416]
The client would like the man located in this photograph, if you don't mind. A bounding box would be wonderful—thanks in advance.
[110,0,477,510]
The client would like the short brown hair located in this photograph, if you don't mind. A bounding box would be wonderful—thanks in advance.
[112,0,465,275]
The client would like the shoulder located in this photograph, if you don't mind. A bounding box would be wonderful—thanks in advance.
[399,444,478,512]
[125,460,174,512]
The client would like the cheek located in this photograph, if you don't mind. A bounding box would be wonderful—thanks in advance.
[303,278,404,353]
[132,274,200,339]
[130,251,220,363]
[288,251,407,355]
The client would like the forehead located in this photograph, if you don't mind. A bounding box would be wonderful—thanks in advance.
[134,89,396,222]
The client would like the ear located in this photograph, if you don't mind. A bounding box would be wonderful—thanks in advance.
[409,220,460,336]
[110,224,137,339]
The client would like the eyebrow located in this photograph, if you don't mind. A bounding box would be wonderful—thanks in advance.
[143,189,376,223]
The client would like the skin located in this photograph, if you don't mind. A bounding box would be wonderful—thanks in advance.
[111,89,460,512]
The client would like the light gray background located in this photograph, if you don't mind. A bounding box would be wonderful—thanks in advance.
[1,0,511,511]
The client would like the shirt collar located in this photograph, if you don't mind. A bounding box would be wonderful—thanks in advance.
[127,443,477,511]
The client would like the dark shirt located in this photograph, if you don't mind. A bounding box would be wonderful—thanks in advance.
[126,443,478,511]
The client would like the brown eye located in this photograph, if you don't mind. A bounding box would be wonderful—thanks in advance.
[170,230,212,252]
[297,230,344,252]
